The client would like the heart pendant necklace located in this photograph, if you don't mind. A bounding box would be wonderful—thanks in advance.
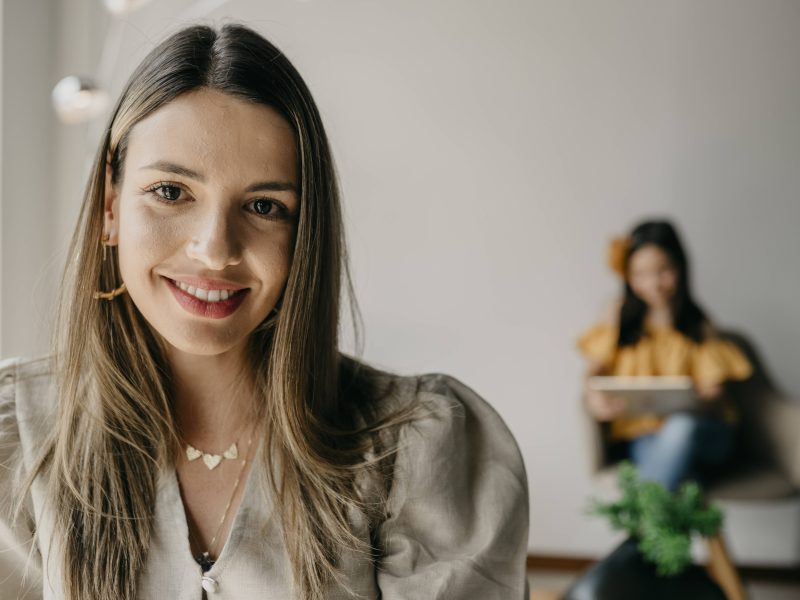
[177,435,256,572]
[186,441,239,470]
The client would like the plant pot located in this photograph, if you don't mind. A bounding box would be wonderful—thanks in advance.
[562,537,727,600]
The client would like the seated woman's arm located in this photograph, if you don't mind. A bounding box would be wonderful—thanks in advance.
[583,361,626,422]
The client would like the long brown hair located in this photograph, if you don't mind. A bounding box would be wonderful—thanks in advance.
[24,23,416,600]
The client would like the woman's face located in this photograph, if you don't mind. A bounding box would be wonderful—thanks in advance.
[103,88,299,357]
[627,244,678,308]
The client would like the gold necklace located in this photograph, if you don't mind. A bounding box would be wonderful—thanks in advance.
[180,435,255,572]
[185,441,239,470]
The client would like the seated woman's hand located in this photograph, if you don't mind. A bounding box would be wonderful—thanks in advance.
[695,383,723,403]
[586,389,627,422]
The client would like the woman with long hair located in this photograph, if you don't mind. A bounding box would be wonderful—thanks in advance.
[578,220,753,491]
[0,24,528,599]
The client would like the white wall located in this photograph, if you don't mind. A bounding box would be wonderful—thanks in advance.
[8,0,800,558]
[0,0,57,358]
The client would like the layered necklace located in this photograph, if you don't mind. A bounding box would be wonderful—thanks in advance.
[179,433,255,573]
[186,440,240,470]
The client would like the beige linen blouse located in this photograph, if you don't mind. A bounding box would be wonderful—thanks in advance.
[0,356,529,599]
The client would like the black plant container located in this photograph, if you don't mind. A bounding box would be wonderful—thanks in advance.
[562,537,727,600]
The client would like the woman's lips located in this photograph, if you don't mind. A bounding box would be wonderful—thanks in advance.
[163,276,249,319]
[168,275,246,292]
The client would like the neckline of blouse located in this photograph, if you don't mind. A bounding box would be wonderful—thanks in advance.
[159,434,267,581]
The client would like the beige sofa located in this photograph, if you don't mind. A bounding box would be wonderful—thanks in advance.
[585,331,800,567]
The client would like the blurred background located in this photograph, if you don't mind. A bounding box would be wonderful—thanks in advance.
[1,0,798,596]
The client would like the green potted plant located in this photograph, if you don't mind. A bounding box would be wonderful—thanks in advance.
[562,463,737,599]
[590,461,724,576]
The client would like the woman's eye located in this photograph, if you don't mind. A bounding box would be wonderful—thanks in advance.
[149,184,183,202]
[249,198,280,218]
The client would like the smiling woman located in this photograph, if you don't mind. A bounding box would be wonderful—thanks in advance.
[109,89,297,345]
[0,23,528,600]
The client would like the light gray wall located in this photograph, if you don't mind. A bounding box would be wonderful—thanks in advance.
[0,0,57,358]
[7,0,800,558]
[52,0,109,279]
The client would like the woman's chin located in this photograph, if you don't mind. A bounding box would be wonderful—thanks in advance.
[159,329,249,359]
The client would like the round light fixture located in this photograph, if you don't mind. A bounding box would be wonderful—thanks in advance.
[103,0,156,15]
[51,76,110,124]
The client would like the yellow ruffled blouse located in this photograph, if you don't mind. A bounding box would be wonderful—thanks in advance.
[577,322,753,440]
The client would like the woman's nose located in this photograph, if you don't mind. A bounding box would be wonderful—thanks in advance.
[185,207,243,270]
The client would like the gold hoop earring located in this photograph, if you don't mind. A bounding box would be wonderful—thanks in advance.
[94,283,127,300]
[95,233,127,300]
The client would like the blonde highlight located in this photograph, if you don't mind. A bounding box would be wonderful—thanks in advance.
[20,23,421,600]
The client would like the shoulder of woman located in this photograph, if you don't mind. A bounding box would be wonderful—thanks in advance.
[1,355,56,407]
[0,357,47,591]
[399,372,507,422]
[341,359,525,476]
[0,354,55,380]
[341,358,495,424]
[372,371,530,596]
[0,355,57,461]
[380,371,526,475]
[701,320,719,340]
[577,301,621,366]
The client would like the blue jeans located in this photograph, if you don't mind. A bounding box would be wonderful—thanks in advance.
[629,413,735,492]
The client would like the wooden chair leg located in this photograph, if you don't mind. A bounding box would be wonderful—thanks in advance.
[529,592,561,600]
[705,534,747,600]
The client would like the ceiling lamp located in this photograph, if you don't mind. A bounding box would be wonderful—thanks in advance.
[51,76,110,124]
[103,0,156,15]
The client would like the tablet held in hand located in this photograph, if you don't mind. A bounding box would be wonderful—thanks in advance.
[588,376,698,416]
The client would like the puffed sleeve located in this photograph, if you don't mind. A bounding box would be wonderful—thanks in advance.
[691,338,754,388]
[576,323,618,368]
[0,358,42,599]
[376,374,529,599]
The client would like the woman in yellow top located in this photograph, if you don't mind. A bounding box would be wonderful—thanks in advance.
[578,220,753,491]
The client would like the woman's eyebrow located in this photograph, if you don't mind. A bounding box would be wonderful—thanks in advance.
[245,181,297,193]
[140,160,297,192]
[141,160,203,180]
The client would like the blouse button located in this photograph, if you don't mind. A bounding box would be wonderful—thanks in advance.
[201,576,218,593]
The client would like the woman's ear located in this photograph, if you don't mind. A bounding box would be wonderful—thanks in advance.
[103,162,119,245]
